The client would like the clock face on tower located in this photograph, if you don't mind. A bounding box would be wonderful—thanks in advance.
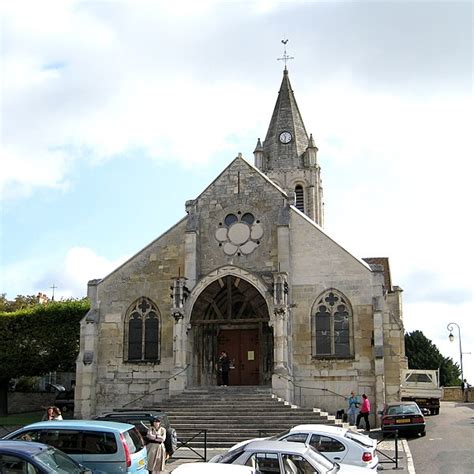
[279,131,292,144]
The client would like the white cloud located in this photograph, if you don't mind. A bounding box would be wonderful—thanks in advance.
[1,0,472,385]
[1,0,270,199]
[1,247,129,300]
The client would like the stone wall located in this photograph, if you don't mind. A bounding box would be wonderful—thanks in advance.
[287,210,382,424]
[197,158,284,277]
[8,392,56,414]
[442,386,472,402]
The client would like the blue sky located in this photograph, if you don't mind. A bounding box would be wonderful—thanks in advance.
[1,0,473,383]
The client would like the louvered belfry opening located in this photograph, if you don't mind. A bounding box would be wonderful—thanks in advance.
[295,185,304,212]
[190,275,273,386]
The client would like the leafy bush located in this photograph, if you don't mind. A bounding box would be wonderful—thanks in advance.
[0,300,90,380]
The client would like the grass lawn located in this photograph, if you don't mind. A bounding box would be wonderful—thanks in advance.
[0,411,43,426]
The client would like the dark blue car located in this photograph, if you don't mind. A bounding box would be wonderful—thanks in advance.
[0,440,90,473]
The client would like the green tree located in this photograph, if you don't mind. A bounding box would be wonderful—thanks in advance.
[0,293,39,312]
[0,300,90,415]
[405,330,460,386]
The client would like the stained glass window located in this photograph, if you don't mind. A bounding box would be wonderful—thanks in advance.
[312,290,352,357]
[126,298,160,362]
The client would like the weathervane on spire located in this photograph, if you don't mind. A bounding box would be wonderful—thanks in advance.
[277,38,294,70]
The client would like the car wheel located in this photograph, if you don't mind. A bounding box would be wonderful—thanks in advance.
[420,430,426,437]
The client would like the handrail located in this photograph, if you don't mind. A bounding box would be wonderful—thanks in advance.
[173,429,208,462]
[276,374,347,400]
[122,364,190,408]
[377,430,400,468]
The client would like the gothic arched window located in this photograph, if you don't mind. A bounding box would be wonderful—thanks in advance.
[125,297,160,362]
[295,185,304,213]
[311,289,353,358]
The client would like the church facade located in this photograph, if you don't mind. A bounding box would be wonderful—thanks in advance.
[76,69,407,426]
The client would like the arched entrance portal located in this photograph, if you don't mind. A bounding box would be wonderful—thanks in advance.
[190,275,273,386]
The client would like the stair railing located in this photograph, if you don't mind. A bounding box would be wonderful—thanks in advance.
[275,374,347,408]
[122,364,191,408]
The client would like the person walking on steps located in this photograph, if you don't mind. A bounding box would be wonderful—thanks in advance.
[356,394,371,432]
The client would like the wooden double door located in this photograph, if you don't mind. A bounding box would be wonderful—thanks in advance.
[218,328,259,385]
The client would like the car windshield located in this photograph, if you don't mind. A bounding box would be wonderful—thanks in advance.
[35,446,84,473]
[306,444,335,470]
[219,446,246,464]
[344,431,373,447]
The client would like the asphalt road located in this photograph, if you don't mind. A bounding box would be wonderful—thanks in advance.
[407,401,474,474]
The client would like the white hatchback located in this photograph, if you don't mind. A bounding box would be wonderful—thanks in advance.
[277,425,378,469]
[172,463,255,473]
[213,424,378,470]
[212,440,373,473]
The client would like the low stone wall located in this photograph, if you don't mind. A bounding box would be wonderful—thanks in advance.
[442,386,472,402]
[8,392,57,414]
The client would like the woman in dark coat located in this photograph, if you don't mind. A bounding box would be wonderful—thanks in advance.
[218,351,231,386]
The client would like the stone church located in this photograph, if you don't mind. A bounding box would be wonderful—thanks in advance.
[76,68,407,426]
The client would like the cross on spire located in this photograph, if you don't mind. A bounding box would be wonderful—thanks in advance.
[277,38,294,70]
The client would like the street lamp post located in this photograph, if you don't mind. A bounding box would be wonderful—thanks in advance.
[447,322,463,384]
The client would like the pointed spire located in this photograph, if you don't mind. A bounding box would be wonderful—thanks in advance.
[304,133,318,168]
[253,138,263,153]
[262,69,309,169]
[253,138,265,169]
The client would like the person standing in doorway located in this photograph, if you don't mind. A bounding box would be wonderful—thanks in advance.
[356,394,371,432]
[347,391,359,426]
[218,350,231,386]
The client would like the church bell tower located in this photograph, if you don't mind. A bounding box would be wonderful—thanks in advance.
[254,68,324,227]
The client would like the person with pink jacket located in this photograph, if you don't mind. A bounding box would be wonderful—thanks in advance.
[356,393,371,431]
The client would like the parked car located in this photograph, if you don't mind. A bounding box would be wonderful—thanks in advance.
[94,410,177,456]
[0,440,91,473]
[211,424,378,470]
[213,440,373,473]
[3,419,148,472]
[276,424,377,469]
[173,463,255,473]
[54,389,75,413]
[380,401,426,437]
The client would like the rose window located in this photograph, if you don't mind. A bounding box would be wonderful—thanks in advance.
[215,212,263,256]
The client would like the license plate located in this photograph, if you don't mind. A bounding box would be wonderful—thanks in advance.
[396,418,410,424]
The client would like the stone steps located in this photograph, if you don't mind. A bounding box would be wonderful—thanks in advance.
[146,386,340,448]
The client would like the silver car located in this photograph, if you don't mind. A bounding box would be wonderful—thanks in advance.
[213,440,373,473]
[213,424,378,470]
[276,424,378,469]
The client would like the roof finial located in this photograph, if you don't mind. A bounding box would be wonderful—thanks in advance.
[277,38,294,71]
